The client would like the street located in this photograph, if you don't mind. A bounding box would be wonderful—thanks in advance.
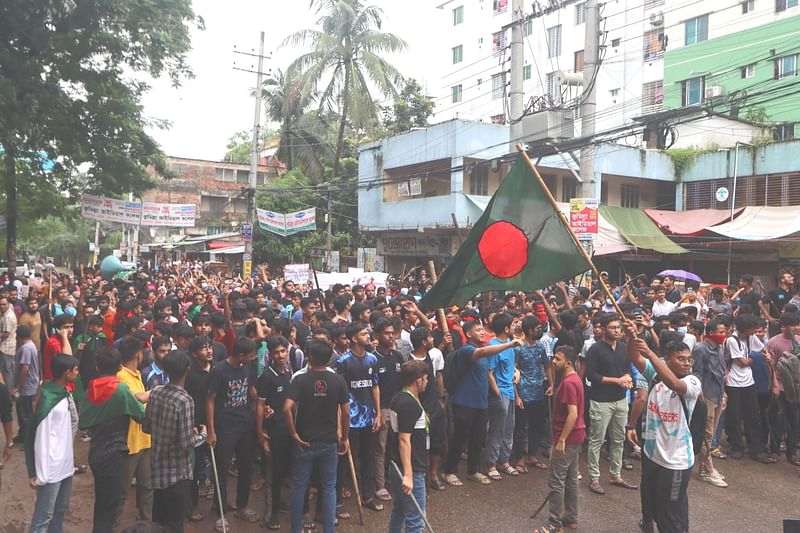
[1,440,797,532]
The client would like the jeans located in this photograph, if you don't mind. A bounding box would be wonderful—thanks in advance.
[640,455,691,533]
[769,392,799,459]
[15,394,34,441]
[587,398,627,481]
[373,408,392,491]
[725,385,763,456]
[291,441,338,533]
[485,394,514,466]
[90,451,127,533]
[117,448,153,524]
[30,476,73,533]
[512,399,548,462]
[153,479,191,533]
[711,410,726,449]
[547,444,580,529]
[190,443,210,511]
[388,469,427,533]
[213,425,254,511]
[444,405,487,476]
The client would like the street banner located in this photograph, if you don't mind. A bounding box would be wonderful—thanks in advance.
[569,198,599,240]
[256,207,316,237]
[81,194,196,227]
[284,263,311,285]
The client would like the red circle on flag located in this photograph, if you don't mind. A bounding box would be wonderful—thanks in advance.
[478,221,528,278]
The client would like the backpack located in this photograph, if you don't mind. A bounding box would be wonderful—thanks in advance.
[649,376,706,455]
[443,348,467,394]
[777,338,800,405]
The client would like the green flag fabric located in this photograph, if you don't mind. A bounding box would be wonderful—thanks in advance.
[24,381,71,478]
[422,157,590,308]
[79,376,145,429]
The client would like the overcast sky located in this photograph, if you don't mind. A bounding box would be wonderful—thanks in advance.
[141,0,439,160]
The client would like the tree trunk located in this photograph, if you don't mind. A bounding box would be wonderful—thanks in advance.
[283,126,293,170]
[332,65,351,180]
[3,143,17,278]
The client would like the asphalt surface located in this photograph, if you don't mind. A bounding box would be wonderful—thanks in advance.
[1,440,798,533]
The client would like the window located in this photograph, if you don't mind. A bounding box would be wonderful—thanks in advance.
[775,54,798,79]
[207,226,224,236]
[492,73,505,99]
[776,0,799,11]
[682,77,704,105]
[236,170,249,183]
[685,15,708,45]
[642,80,664,114]
[742,0,755,13]
[490,114,506,125]
[470,165,489,195]
[493,30,507,53]
[611,37,621,48]
[773,123,795,141]
[574,50,584,72]
[561,176,577,203]
[575,2,586,24]
[452,45,463,64]
[546,72,556,101]
[609,88,620,97]
[621,184,640,208]
[547,25,562,57]
[525,20,533,36]
[523,64,532,80]
[453,5,464,25]
[451,84,463,103]
[742,64,756,78]
[493,0,508,14]
[643,29,665,60]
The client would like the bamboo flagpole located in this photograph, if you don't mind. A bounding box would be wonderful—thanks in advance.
[515,144,626,318]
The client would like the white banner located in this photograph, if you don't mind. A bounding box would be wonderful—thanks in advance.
[284,263,311,285]
[81,194,196,227]
[314,271,388,291]
[256,207,316,237]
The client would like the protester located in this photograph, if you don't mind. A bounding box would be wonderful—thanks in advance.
[485,312,520,479]
[12,325,39,444]
[373,317,404,501]
[0,295,18,387]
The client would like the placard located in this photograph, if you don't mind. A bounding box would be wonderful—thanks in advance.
[569,198,599,240]
[284,263,311,285]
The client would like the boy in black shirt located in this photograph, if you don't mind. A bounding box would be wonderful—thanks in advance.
[257,335,293,529]
[285,340,350,533]
[185,335,212,520]
[388,360,430,533]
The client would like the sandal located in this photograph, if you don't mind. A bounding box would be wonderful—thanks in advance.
[787,455,800,466]
[235,507,260,523]
[375,488,393,501]
[443,473,463,486]
[430,478,447,490]
[500,465,519,476]
[564,521,578,529]
[188,511,203,522]
[215,518,230,533]
[74,464,89,475]
[468,472,492,484]
[335,505,350,520]
[304,513,318,530]
[515,463,529,474]
[266,514,281,530]
[533,524,563,533]
[363,498,384,512]
[486,469,502,481]
[528,458,548,470]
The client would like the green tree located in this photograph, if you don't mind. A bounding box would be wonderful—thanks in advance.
[383,78,434,135]
[224,128,279,164]
[283,0,406,180]
[258,69,334,182]
[0,0,201,274]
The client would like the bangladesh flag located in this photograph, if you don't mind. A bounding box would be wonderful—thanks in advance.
[79,376,145,429]
[422,157,590,308]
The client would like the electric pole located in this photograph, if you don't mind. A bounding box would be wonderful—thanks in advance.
[579,0,600,198]
[509,0,525,148]
[244,31,266,280]
[326,188,333,272]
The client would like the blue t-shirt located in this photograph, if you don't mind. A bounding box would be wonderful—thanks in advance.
[749,349,771,395]
[488,338,516,400]
[451,344,492,410]
[336,351,379,429]
[515,341,549,402]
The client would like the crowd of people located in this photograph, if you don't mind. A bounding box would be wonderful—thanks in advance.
[0,262,799,533]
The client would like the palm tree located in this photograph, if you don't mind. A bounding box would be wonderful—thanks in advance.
[283,0,406,179]
[259,69,333,182]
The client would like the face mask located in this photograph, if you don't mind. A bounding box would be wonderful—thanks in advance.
[677,326,688,335]
[708,332,726,345]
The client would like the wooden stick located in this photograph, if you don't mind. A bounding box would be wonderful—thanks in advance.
[427,260,453,351]
[346,444,365,525]
[515,144,626,319]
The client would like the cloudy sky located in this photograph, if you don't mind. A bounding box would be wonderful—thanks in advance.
[141,0,439,160]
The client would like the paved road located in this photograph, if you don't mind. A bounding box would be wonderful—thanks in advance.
[2,442,797,532]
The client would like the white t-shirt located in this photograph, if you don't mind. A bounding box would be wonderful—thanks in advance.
[641,360,702,470]
[652,299,676,317]
[725,335,760,388]
[34,397,74,485]
[427,347,444,375]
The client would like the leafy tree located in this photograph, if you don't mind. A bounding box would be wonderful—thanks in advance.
[224,128,279,164]
[283,0,406,180]
[0,0,202,274]
[383,79,434,135]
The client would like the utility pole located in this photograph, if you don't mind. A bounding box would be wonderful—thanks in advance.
[244,31,266,280]
[326,188,333,272]
[509,0,525,148]
[92,221,100,266]
[579,0,599,198]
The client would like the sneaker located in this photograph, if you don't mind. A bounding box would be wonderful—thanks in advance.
[700,472,728,488]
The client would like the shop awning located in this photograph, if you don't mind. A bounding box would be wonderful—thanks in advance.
[706,206,800,240]
[644,208,743,236]
[465,194,632,256]
[600,206,688,254]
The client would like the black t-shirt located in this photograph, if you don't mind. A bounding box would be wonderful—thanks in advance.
[665,288,682,304]
[389,391,429,474]
[409,353,441,417]
[186,360,212,425]
[375,348,404,407]
[767,287,792,315]
[211,340,228,362]
[287,369,348,443]
[739,290,762,316]
[293,319,312,351]
[257,366,291,436]
[208,359,253,428]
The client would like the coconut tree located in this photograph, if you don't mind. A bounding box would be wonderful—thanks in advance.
[283,0,406,179]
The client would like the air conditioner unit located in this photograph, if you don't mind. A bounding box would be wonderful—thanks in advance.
[649,12,664,27]
[520,109,575,144]
[705,85,723,99]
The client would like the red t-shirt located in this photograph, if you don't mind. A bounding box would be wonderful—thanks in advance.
[43,335,64,382]
[552,372,586,445]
